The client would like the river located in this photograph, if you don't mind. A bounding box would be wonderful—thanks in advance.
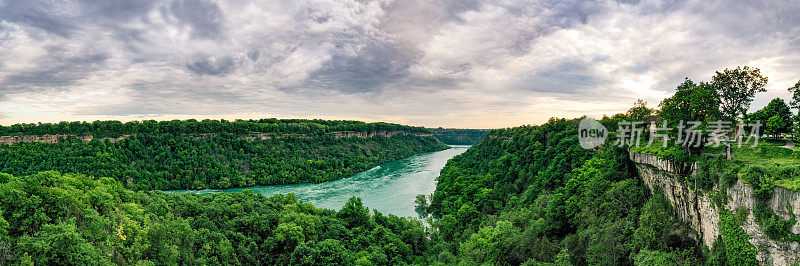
[165,145,469,218]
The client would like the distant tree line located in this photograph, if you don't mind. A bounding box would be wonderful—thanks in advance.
[0,120,446,190]
[430,128,490,145]
[0,118,431,138]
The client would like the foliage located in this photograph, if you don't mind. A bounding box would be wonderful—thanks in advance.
[692,157,742,191]
[633,249,694,266]
[0,120,446,190]
[658,78,721,154]
[752,203,800,243]
[747,98,793,136]
[0,171,434,265]
[788,79,800,137]
[711,66,769,120]
[740,164,800,193]
[658,78,721,126]
[632,194,674,251]
[427,118,702,265]
[789,79,800,110]
[627,99,655,121]
[718,209,758,265]
[0,118,431,138]
[726,138,800,165]
[629,140,692,163]
[429,128,490,145]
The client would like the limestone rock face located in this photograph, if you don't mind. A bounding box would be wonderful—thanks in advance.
[630,152,800,265]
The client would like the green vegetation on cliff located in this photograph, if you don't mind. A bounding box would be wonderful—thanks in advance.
[429,128,490,145]
[0,119,431,137]
[0,119,447,190]
[427,118,703,265]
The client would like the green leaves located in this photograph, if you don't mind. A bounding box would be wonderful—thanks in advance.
[719,209,759,265]
[711,66,769,120]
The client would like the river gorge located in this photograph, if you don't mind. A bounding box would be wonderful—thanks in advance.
[166,145,470,218]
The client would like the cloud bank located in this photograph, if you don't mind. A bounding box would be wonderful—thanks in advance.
[1,0,799,128]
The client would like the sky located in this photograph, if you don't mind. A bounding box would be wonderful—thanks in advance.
[1,0,799,128]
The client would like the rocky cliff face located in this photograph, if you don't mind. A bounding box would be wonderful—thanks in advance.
[630,152,800,265]
[0,131,434,145]
[0,134,130,145]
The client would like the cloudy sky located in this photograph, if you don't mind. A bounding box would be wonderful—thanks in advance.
[1,0,799,128]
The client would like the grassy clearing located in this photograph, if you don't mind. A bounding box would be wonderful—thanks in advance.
[629,138,800,192]
[730,138,800,165]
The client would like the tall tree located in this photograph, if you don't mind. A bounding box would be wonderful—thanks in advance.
[788,79,800,110]
[711,66,768,120]
[627,99,655,121]
[786,79,800,138]
[658,79,721,154]
[659,79,721,126]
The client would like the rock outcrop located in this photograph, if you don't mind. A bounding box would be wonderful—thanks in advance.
[0,131,434,145]
[0,134,130,145]
[630,152,800,265]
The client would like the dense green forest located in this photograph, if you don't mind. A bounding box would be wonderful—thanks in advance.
[0,171,435,265]
[0,119,430,137]
[429,128,490,145]
[0,119,708,265]
[0,119,446,190]
[426,118,708,265]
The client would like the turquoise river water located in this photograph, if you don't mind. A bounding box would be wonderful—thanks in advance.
[165,145,469,218]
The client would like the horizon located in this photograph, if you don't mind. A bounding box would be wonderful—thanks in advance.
[2,0,800,128]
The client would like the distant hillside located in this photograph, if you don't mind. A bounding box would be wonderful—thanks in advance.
[0,119,447,190]
[430,128,490,145]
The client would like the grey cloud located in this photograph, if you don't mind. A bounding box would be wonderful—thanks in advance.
[168,0,225,39]
[0,0,155,37]
[186,56,236,76]
[0,51,108,92]
[519,60,604,95]
[303,43,412,93]
[0,0,79,37]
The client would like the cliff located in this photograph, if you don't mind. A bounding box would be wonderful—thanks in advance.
[630,152,800,265]
[0,131,434,145]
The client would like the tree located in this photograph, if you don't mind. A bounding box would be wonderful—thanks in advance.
[766,116,790,138]
[633,195,673,251]
[659,79,721,124]
[749,98,793,138]
[414,195,428,217]
[788,79,800,110]
[711,66,768,120]
[787,80,800,138]
[658,79,721,153]
[627,99,655,121]
[337,197,372,229]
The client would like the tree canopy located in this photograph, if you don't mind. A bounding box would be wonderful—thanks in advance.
[711,66,768,120]
[748,98,793,137]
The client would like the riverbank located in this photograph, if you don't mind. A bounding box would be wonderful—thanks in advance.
[165,145,470,217]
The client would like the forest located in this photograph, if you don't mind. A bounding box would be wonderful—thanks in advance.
[0,120,447,190]
[429,129,490,145]
[0,171,435,265]
[0,119,706,265]
[0,119,431,138]
[426,118,707,265]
